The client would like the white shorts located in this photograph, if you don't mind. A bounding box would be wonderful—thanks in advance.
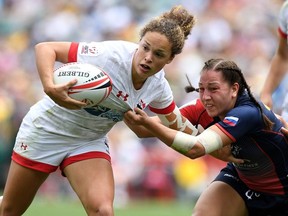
[13,101,111,174]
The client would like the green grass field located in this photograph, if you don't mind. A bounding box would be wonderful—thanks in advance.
[23,197,194,216]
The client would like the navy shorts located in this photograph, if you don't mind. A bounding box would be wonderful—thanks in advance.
[214,163,288,216]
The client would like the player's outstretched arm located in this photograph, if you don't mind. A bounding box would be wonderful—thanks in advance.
[125,108,233,159]
[125,109,244,163]
[125,106,198,137]
[124,116,157,138]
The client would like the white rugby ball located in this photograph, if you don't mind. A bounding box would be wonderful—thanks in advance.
[53,62,112,107]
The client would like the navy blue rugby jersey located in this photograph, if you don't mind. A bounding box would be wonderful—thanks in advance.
[216,93,288,195]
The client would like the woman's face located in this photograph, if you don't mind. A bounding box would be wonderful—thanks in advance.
[199,70,238,120]
[132,31,174,87]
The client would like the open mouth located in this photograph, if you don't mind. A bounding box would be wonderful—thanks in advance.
[140,64,151,72]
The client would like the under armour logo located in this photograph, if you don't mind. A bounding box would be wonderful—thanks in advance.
[20,143,28,150]
[116,91,129,101]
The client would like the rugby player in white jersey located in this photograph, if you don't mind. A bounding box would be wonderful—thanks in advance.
[0,5,198,216]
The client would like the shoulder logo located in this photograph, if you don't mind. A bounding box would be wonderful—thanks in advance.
[223,116,239,126]
[80,45,101,56]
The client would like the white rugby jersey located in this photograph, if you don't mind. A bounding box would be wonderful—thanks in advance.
[30,40,175,139]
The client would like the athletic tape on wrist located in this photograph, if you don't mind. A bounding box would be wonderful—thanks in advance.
[197,128,223,154]
[158,106,198,135]
[171,131,197,154]
[171,128,223,155]
[180,119,198,135]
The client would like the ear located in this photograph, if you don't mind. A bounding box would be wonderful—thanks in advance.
[232,83,239,97]
[167,55,175,64]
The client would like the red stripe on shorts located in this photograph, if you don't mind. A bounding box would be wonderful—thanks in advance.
[60,151,111,171]
[12,151,58,173]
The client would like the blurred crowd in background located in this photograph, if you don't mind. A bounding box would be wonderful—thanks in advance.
[0,0,287,207]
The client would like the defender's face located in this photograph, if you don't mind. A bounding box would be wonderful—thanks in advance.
[199,70,238,120]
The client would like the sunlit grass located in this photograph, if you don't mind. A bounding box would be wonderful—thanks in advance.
[23,197,194,216]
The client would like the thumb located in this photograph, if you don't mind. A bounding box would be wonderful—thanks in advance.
[67,79,78,88]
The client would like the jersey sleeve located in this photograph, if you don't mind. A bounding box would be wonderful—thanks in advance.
[67,42,107,68]
[68,42,78,62]
[216,105,262,142]
[180,98,213,128]
[148,78,174,114]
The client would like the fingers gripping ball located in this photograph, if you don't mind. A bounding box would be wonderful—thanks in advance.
[53,62,112,107]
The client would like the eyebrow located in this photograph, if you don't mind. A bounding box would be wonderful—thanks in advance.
[199,81,220,85]
[143,40,167,54]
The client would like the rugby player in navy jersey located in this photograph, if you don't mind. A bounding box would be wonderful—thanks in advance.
[125,58,288,216]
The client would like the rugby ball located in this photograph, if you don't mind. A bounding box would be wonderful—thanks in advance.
[53,62,112,107]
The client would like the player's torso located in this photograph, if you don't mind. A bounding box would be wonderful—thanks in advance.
[84,69,166,122]
[220,99,288,194]
[76,41,170,122]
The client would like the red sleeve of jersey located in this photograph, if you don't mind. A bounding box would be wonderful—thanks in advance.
[148,101,176,115]
[68,42,79,62]
[180,99,213,128]
[180,105,198,124]
[278,27,287,38]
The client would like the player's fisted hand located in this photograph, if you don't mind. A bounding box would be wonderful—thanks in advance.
[123,110,134,125]
[45,79,87,109]
[124,109,140,125]
[133,107,147,116]
[124,108,149,125]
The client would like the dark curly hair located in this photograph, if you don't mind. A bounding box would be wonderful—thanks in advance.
[140,5,196,57]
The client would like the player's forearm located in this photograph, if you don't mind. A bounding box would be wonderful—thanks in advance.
[142,118,177,146]
[142,120,223,159]
[35,43,58,91]
[125,119,154,138]
[35,42,71,92]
